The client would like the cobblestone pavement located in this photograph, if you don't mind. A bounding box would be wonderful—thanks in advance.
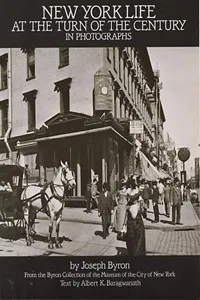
[153,229,200,255]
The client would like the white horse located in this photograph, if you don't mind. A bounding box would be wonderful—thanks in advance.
[21,161,76,248]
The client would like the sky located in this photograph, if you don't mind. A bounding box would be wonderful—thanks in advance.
[148,47,199,176]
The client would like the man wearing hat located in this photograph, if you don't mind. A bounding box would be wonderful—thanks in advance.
[170,177,183,225]
[98,182,114,239]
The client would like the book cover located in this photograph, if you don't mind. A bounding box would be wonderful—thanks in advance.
[0,0,199,299]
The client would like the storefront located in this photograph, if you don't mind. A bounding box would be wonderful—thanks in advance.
[14,112,133,196]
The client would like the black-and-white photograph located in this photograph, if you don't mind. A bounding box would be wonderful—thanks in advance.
[0,46,199,256]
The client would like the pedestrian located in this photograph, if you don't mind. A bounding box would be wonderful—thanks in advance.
[152,181,160,223]
[24,164,30,186]
[98,182,114,239]
[127,178,139,195]
[85,183,92,213]
[113,179,128,232]
[141,180,152,218]
[91,176,99,209]
[157,179,164,204]
[170,177,183,225]
[186,183,191,202]
[164,179,171,218]
[124,180,146,256]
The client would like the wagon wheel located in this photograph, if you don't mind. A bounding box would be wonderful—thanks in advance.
[10,209,25,238]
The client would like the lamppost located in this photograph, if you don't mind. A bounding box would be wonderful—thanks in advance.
[177,148,191,187]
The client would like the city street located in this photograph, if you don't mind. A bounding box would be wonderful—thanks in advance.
[0,200,199,256]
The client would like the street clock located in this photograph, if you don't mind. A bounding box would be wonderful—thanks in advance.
[101,86,108,95]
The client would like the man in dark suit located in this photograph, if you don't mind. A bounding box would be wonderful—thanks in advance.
[170,177,183,225]
[141,180,152,218]
[85,183,92,213]
[151,181,160,223]
[98,182,114,239]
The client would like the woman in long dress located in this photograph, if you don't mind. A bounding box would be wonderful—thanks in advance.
[113,180,128,232]
[125,179,146,256]
[164,180,171,217]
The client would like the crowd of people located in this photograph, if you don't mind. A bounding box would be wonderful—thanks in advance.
[85,174,185,256]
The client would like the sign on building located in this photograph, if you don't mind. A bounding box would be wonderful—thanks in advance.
[129,120,144,135]
[94,67,112,111]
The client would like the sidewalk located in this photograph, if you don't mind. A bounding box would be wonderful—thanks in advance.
[37,200,200,231]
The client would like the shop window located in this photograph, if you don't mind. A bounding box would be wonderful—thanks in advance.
[59,48,69,68]
[0,54,8,90]
[23,89,37,131]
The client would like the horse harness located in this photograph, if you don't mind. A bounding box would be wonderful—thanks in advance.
[22,181,65,216]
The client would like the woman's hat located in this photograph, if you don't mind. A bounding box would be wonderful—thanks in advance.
[121,178,127,184]
[174,177,180,184]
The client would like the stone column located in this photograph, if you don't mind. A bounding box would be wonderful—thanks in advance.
[90,143,95,182]
[77,151,81,196]
[102,139,107,183]
[39,149,46,182]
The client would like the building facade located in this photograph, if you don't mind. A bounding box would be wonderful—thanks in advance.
[0,47,166,196]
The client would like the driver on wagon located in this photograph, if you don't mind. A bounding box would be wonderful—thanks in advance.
[0,177,12,220]
[0,179,12,193]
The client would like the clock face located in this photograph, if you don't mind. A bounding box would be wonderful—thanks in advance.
[101,86,108,95]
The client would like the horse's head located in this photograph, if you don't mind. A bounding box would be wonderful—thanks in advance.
[60,161,76,190]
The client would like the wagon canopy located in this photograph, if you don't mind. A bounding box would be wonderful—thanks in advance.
[0,164,24,188]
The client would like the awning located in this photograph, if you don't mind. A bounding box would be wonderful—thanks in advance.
[159,168,172,179]
[139,151,166,181]
[35,126,133,146]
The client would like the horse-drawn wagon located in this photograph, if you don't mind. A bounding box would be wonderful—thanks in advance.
[0,161,76,247]
[0,164,25,237]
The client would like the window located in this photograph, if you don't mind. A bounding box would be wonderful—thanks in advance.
[54,78,72,114]
[0,100,8,137]
[113,84,118,117]
[23,89,37,131]
[0,54,8,90]
[127,70,130,95]
[118,48,122,81]
[28,99,36,130]
[107,48,111,61]
[59,48,69,68]
[27,48,35,79]
[123,59,126,88]
[113,48,116,71]
[60,85,70,113]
